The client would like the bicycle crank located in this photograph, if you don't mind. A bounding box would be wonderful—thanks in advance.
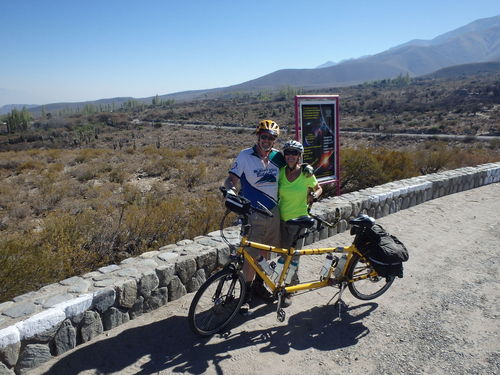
[276,291,286,322]
[277,308,286,322]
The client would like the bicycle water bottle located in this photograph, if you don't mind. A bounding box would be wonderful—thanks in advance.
[285,260,298,284]
[273,256,285,283]
[333,254,347,280]
[320,253,334,278]
[257,255,275,278]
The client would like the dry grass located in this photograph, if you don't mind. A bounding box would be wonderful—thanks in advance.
[0,123,499,302]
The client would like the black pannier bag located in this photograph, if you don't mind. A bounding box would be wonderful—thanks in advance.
[353,223,409,278]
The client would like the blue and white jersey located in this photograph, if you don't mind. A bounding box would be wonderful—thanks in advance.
[229,146,285,209]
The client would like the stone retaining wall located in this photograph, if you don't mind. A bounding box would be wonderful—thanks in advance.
[1,162,499,374]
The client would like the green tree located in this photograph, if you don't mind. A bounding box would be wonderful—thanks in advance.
[152,94,161,106]
[6,107,32,133]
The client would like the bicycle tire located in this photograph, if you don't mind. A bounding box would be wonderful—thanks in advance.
[188,268,246,336]
[347,254,395,300]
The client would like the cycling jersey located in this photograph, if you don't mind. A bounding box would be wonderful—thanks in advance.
[229,145,285,209]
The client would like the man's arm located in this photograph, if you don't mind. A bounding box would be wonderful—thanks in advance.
[224,173,240,195]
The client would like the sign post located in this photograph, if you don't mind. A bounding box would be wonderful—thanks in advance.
[295,95,340,195]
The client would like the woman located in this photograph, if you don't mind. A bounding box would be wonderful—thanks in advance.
[278,140,322,298]
[279,140,322,248]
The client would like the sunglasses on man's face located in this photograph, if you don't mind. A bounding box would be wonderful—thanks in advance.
[260,134,276,141]
[284,150,300,156]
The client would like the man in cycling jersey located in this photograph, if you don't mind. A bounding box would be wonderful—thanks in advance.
[224,119,285,313]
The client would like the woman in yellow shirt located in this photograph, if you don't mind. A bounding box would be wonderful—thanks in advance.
[279,140,322,248]
[278,140,322,301]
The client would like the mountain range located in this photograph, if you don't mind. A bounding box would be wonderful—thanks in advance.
[1,15,499,115]
[222,15,500,92]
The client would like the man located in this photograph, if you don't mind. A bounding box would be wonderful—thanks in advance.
[224,119,285,313]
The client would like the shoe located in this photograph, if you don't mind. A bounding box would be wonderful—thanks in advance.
[239,282,253,314]
[252,281,274,303]
[239,302,250,314]
[290,273,300,286]
[282,294,292,308]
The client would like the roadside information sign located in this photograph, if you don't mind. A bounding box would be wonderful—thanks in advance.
[295,95,340,195]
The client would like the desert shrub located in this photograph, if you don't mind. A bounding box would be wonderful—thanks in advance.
[487,139,500,149]
[73,148,107,164]
[340,148,386,192]
[69,164,97,182]
[0,208,114,301]
[47,162,64,174]
[444,147,499,169]
[44,149,63,162]
[18,159,45,172]
[117,191,224,255]
[209,146,229,157]
[10,204,31,220]
[413,143,452,174]
[178,161,207,190]
[0,157,20,171]
[375,149,419,181]
[142,157,175,179]
[185,146,202,159]
[0,236,60,302]
[109,166,128,184]
[31,176,72,214]
[35,209,113,272]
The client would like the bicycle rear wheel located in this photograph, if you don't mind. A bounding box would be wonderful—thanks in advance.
[188,268,246,336]
[347,254,395,300]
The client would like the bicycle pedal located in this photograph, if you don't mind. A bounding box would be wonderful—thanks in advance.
[277,308,286,322]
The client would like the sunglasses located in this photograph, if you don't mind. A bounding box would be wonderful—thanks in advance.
[284,150,300,156]
[260,134,276,141]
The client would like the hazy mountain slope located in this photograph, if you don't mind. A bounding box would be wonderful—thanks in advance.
[389,14,500,50]
[364,25,500,75]
[0,104,39,115]
[230,16,500,90]
[424,61,500,78]
[224,62,406,90]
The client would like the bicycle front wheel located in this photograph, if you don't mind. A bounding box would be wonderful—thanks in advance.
[347,254,395,300]
[188,268,246,336]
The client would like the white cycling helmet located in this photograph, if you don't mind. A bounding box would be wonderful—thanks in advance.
[283,140,304,153]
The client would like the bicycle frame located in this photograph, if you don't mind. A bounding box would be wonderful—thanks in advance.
[236,235,366,295]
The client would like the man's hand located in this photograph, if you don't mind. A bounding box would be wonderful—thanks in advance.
[301,163,314,177]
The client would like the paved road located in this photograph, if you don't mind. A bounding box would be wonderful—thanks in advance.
[340,130,500,141]
[31,183,500,375]
[160,122,500,141]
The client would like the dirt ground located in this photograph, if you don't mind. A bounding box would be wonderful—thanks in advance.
[30,183,500,375]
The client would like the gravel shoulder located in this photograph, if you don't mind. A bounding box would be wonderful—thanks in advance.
[31,183,500,375]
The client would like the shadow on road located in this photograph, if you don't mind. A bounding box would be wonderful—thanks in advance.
[43,302,377,374]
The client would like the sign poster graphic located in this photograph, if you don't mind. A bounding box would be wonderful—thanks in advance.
[295,95,340,194]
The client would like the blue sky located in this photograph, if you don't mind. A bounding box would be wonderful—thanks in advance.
[0,0,499,106]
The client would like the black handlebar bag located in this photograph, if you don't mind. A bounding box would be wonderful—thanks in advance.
[353,224,409,278]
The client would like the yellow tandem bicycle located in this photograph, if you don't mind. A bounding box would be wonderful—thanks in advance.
[188,188,396,336]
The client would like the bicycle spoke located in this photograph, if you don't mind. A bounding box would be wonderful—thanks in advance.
[188,269,245,336]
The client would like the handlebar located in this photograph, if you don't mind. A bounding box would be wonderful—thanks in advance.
[219,186,273,218]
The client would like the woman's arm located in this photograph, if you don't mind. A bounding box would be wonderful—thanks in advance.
[308,183,322,205]
[312,183,322,199]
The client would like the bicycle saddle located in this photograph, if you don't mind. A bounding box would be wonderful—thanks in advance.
[349,214,375,227]
[286,215,315,229]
